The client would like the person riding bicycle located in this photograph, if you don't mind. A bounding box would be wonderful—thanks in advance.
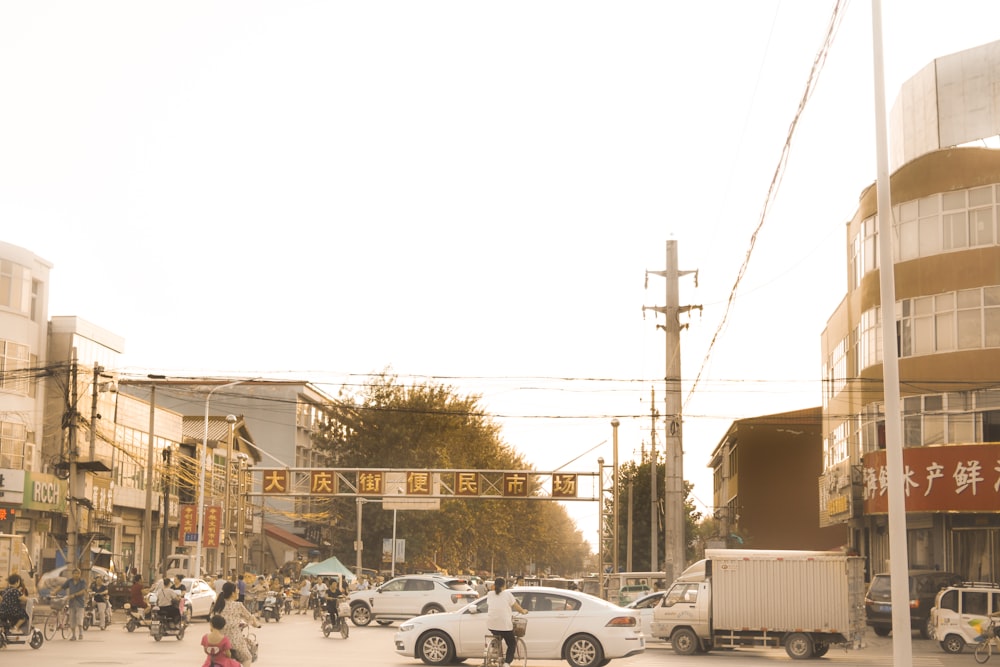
[487,577,527,667]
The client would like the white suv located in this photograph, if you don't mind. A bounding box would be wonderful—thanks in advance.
[931,581,1000,653]
[349,575,478,626]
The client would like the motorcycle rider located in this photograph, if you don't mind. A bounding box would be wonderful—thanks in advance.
[324,578,343,625]
[129,574,149,617]
[151,577,182,627]
[89,575,110,629]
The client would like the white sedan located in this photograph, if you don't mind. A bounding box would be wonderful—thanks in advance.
[623,592,664,642]
[181,578,218,620]
[394,586,645,667]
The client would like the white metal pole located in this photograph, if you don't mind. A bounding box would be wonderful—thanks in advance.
[871,2,912,664]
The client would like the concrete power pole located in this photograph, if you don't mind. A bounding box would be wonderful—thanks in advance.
[643,240,699,583]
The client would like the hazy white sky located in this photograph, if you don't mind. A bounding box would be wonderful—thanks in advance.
[5,1,1000,548]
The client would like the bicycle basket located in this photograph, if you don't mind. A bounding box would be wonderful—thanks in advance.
[512,617,527,637]
[49,596,67,611]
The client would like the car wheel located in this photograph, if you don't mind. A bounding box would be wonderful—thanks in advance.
[784,632,813,660]
[813,642,829,657]
[421,604,445,616]
[351,604,372,627]
[941,634,966,654]
[671,628,699,656]
[376,620,393,626]
[921,616,934,639]
[417,630,456,666]
[873,626,890,637]
[564,633,603,667]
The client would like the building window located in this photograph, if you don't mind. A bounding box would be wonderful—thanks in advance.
[0,421,26,469]
[0,260,31,315]
[0,339,30,395]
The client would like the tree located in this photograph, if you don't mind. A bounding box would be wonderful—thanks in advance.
[615,460,703,570]
[312,371,590,575]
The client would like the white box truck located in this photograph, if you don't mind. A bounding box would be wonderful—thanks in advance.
[650,549,866,660]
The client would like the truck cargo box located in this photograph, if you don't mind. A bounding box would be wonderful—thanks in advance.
[707,549,865,636]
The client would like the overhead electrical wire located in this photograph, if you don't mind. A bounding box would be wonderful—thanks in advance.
[683,0,849,411]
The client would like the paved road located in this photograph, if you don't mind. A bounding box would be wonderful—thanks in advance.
[6,608,979,667]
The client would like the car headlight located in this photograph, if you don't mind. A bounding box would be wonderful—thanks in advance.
[398,621,416,632]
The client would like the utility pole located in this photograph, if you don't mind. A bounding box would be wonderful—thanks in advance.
[643,240,700,583]
[143,385,157,583]
[649,387,658,571]
[67,350,79,570]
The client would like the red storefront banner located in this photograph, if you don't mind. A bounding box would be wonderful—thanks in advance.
[862,443,1000,513]
[202,505,222,548]
[179,504,198,546]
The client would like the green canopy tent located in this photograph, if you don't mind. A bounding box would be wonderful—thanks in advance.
[301,556,356,581]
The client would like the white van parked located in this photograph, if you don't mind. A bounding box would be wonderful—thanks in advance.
[930,581,1000,654]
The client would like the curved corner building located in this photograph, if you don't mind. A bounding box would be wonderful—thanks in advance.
[821,39,1000,581]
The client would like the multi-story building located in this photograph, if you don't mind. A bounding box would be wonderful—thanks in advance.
[120,379,341,573]
[0,241,52,566]
[820,40,1000,581]
[710,407,845,551]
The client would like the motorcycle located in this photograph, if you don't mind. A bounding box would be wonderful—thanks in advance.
[282,589,293,615]
[0,597,44,649]
[310,588,325,620]
[123,592,157,632]
[149,600,186,642]
[260,591,281,623]
[320,597,350,639]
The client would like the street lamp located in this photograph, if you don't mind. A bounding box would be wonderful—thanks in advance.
[222,414,237,575]
[195,379,253,577]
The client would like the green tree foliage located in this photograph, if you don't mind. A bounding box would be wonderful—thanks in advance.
[312,372,591,576]
[615,460,703,570]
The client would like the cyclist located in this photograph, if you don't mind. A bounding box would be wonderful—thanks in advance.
[486,577,527,667]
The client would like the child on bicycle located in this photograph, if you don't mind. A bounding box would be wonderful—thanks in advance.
[486,577,527,667]
[202,615,242,667]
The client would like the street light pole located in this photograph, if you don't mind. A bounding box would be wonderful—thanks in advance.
[195,380,251,578]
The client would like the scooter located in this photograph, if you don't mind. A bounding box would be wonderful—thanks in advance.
[260,591,281,623]
[123,592,157,632]
[83,594,111,630]
[0,597,44,649]
[319,597,350,639]
[149,600,186,641]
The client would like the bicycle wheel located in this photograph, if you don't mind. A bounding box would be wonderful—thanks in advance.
[60,610,71,639]
[513,638,527,667]
[485,637,503,667]
[43,613,56,641]
[976,640,993,664]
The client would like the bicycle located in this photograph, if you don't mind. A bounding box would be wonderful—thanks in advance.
[976,617,1000,664]
[43,597,73,641]
[483,616,526,667]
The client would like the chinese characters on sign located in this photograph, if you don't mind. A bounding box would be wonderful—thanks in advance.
[258,470,580,499]
[862,443,1000,513]
[179,504,198,545]
[203,505,222,548]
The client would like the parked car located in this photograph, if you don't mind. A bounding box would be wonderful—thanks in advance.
[349,574,478,626]
[394,586,645,667]
[865,569,962,638]
[181,577,218,621]
[624,591,664,641]
[930,581,1000,653]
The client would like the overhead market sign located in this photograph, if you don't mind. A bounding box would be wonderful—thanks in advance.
[254,468,593,501]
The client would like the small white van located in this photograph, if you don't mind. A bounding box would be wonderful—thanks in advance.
[930,581,1000,654]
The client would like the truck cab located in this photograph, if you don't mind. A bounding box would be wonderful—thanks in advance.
[650,561,711,653]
